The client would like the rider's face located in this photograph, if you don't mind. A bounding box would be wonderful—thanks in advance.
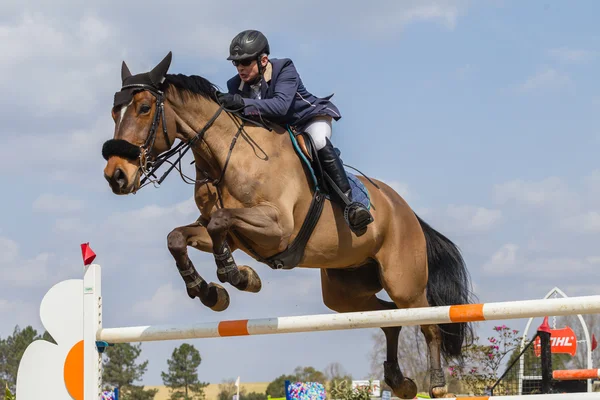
[234,55,268,83]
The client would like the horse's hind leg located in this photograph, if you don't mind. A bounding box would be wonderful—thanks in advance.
[420,319,447,397]
[319,264,418,399]
[376,230,448,398]
[167,220,230,311]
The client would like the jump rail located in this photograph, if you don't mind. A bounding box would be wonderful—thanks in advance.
[98,291,600,343]
[14,262,600,400]
[553,369,600,381]
[445,395,600,400]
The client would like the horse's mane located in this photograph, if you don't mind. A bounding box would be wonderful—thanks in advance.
[164,73,219,103]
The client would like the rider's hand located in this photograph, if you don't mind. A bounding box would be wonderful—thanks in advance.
[217,92,245,110]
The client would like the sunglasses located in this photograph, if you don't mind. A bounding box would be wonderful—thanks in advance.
[232,59,255,67]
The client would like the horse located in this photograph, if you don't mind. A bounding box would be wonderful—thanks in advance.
[101,52,474,399]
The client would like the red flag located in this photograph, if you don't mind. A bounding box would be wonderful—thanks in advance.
[80,243,96,265]
[592,334,597,351]
[537,316,551,333]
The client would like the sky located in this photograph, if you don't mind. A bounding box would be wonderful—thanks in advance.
[2,0,600,389]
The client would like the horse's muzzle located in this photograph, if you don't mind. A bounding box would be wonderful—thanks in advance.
[104,167,130,194]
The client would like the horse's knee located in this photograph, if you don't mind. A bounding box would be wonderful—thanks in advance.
[167,228,187,255]
[206,209,231,235]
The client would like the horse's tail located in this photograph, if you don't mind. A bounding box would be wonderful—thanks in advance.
[415,213,475,360]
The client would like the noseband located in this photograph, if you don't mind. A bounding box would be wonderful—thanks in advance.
[102,83,226,190]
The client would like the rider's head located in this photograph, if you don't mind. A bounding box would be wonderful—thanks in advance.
[227,30,270,84]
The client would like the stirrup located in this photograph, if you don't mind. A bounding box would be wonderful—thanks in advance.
[344,201,374,236]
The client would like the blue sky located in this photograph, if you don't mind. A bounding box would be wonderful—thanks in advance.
[2,0,600,389]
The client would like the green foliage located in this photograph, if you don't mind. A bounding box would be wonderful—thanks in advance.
[161,343,208,400]
[328,379,370,400]
[217,379,267,400]
[448,324,522,395]
[0,325,54,394]
[242,392,268,400]
[265,374,296,398]
[292,366,326,383]
[5,383,15,400]
[102,343,158,400]
[324,362,353,393]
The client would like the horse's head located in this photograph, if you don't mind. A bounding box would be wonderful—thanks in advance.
[102,52,179,194]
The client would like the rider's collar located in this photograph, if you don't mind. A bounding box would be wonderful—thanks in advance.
[237,61,272,91]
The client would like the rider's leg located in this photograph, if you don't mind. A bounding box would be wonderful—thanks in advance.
[303,116,352,198]
[303,117,373,235]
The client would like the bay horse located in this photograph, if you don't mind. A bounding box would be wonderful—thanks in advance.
[101,52,474,399]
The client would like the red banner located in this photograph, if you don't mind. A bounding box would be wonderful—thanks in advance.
[534,326,578,357]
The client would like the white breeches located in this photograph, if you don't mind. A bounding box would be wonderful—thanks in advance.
[303,116,332,150]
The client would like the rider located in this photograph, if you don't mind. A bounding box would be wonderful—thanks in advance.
[217,29,373,236]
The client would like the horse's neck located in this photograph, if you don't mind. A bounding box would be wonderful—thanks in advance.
[171,96,297,204]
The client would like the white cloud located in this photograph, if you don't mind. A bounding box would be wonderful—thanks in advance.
[132,283,194,322]
[516,68,573,93]
[482,243,599,278]
[0,12,120,116]
[560,211,600,234]
[548,47,595,64]
[99,197,198,246]
[446,204,502,232]
[358,0,468,34]
[380,180,413,202]
[482,243,519,273]
[0,237,52,287]
[493,176,580,214]
[33,194,84,213]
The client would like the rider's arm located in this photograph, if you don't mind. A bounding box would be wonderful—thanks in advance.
[242,60,299,118]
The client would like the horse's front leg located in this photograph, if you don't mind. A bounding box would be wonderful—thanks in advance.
[207,205,283,291]
[167,220,231,311]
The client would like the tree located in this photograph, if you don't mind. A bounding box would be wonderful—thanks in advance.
[324,362,352,392]
[293,366,327,383]
[0,325,55,395]
[266,374,296,398]
[554,313,600,369]
[161,343,208,400]
[217,378,267,400]
[102,343,158,400]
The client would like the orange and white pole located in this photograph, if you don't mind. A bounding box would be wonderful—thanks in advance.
[553,369,600,381]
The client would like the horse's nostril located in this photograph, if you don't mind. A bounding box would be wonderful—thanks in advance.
[114,168,127,189]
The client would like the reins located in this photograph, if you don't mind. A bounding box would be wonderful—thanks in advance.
[125,84,245,194]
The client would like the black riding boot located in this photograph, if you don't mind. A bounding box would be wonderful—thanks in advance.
[317,138,373,236]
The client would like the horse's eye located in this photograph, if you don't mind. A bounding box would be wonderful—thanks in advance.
[140,105,151,114]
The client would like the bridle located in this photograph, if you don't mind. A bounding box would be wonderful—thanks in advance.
[104,82,246,194]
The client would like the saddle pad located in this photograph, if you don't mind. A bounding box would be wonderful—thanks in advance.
[348,173,371,210]
[288,128,371,210]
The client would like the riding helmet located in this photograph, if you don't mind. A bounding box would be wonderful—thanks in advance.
[227,30,270,61]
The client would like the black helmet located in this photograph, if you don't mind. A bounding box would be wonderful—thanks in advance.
[227,30,270,61]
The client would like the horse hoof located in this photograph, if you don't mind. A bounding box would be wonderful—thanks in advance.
[430,385,448,398]
[392,377,417,399]
[238,265,262,292]
[204,283,230,312]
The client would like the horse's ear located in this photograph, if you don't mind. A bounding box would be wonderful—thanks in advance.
[121,61,132,82]
[149,51,172,86]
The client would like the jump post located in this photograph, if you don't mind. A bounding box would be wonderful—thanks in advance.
[15,260,600,399]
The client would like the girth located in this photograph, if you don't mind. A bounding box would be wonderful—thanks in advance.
[229,133,327,270]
